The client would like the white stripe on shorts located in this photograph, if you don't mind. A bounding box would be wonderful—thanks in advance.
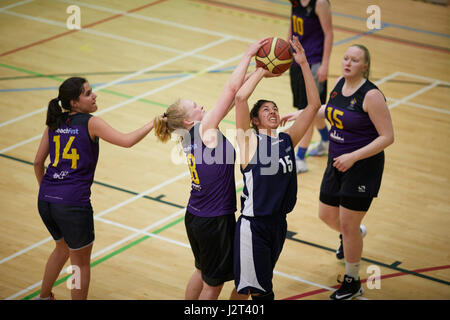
[237,217,265,293]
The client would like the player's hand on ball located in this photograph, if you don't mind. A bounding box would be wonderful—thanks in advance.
[247,38,271,57]
[289,36,307,66]
[261,68,280,78]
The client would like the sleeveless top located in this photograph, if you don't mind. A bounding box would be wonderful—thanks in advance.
[325,77,384,159]
[39,113,99,206]
[240,132,297,217]
[181,123,236,217]
[290,0,325,65]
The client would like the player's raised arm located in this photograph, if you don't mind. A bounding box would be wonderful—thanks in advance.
[200,38,270,138]
[284,37,321,146]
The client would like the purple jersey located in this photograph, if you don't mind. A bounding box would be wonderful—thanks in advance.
[182,123,236,217]
[39,113,99,206]
[325,78,383,159]
[290,0,324,65]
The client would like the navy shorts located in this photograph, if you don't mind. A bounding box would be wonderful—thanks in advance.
[185,210,236,286]
[234,214,287,295]
[38,200,95,250]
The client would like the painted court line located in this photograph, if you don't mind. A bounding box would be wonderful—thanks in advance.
[0,172,189,268]
[57,0,255,44]
[0,0,32,11]
[0,8,221,63]
[11,210,348,301]
[6,208,187,300]
[283,264,450,300]
[0,38,239,154]
[0,0,168,57]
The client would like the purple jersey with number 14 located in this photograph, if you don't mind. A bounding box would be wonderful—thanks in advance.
[38,113,99,206]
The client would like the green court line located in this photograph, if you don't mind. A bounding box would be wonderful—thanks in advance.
[20,181,246,299]
[22,215,186,300]
[0,62,236,125]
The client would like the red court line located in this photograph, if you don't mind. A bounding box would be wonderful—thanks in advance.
[283,264,450,300]
[194,0,450,54]
[0,0,167,57]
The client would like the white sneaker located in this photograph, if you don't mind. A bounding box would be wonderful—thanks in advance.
[307,140,329,157]
[295,157,308,174]
[360,225,367,238]
[336,225,367,261]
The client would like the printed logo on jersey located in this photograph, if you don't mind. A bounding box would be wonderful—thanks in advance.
[53,171,69,180]
[55,128,79,135]
[347,97,357,111]
[331,91,338,99]
[272,139,284,146]
[358,185,366,193]
[330,130,344,142]
[183,143,198,153]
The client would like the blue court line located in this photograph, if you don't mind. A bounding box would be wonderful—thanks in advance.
[0,65,239,93]
[263,0,450,39]
[333,27,384,46]
[0,73,188,93]
[1,24,382,94]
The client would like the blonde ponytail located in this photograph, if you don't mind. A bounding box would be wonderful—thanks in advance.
[153,99,187,143]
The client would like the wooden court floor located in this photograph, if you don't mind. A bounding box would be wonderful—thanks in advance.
[0,0,449,300]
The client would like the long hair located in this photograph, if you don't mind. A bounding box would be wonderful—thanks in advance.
[352,44,371,79]
[46,77,87,130]
[153,99,188,143]
[249,99,277,133]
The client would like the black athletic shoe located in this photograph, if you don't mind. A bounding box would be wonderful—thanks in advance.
[336,234,344,260]
[330,275,364,300]
[336,226,367,260]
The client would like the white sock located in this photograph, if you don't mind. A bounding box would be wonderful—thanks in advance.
[345,261,360,279]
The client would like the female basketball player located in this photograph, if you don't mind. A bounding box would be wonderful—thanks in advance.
[233,36,320,300]
[282,44,394,299]
[34,77,153,300]
[152,39,269,300]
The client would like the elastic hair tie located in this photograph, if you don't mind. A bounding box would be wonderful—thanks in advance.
[163,112,167,118]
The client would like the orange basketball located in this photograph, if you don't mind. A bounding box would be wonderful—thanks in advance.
[255,37,293,75]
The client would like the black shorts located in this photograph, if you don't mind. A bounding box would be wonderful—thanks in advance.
[38,200,95,250]
[320,152,385,211]
[185,210,236,286]
[290,62,327,109]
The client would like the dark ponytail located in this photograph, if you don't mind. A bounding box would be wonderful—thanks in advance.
[46,77,87,130]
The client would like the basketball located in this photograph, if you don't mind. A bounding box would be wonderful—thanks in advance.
[255,37,293,75]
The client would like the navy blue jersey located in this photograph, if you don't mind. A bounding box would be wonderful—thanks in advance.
[240,132,297,217]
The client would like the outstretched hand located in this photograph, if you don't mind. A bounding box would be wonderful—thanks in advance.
[246,38,271,57]
[289,36,307,66]
[280,110,302,126]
